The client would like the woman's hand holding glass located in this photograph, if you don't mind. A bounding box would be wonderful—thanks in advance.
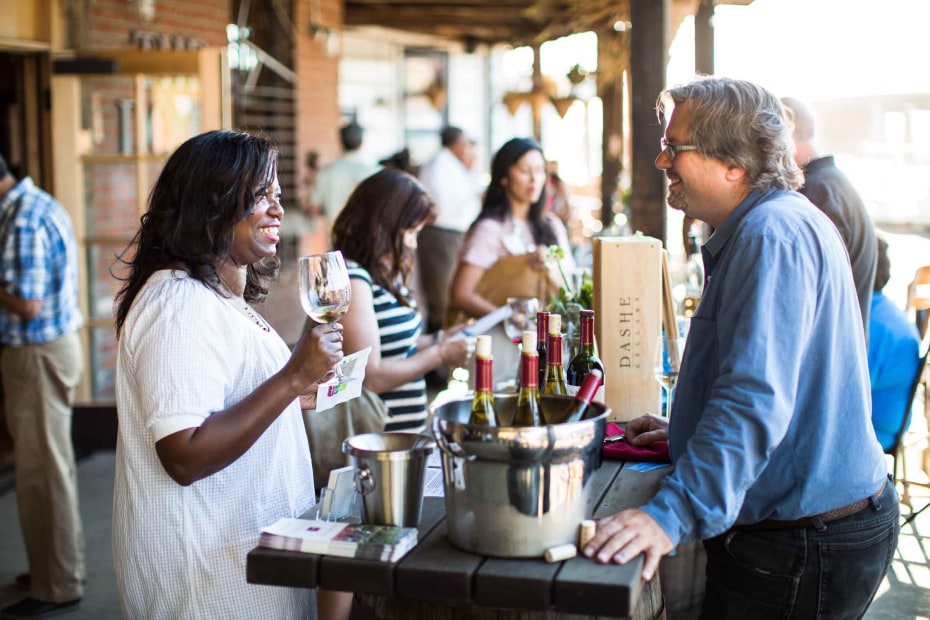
[299,251,352,380]
[290,322,344,407]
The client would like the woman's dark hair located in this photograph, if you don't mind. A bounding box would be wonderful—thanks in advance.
[474,137,556,246]
[332,168,436,305]
[114,129,279,335]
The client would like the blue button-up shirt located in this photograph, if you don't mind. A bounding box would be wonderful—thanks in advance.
[0,177,83,345]
[642,189,887,546]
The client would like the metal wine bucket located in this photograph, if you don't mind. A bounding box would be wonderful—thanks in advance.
[342,432,436,527]
[430,394,609,558]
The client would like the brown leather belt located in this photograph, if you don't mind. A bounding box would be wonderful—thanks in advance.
[735,482,886,532]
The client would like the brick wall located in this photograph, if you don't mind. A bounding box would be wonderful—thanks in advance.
[71,0,343,391]
[295,0,342,175]
[85,0,227,50]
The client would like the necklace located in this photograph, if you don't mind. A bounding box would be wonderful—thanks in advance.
[240,303,271,332]
[222,295,271,332]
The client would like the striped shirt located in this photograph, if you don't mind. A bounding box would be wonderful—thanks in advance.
[0,177,82,345]
[347,262,426,432]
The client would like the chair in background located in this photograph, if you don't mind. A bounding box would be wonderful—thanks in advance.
[905,265,930,338]
[886,330,930,524]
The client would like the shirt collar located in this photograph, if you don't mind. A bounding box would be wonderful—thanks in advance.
[0,176,34,213]
[802,155,834,175]
[702,188,774,276]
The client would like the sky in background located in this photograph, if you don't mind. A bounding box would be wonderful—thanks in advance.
[670,0,930,100]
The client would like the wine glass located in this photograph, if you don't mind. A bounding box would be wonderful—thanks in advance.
[299,251,352,380]
[504,297,539,343]
[654,335,684,417]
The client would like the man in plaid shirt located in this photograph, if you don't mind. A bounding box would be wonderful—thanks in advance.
[0,153,84,619]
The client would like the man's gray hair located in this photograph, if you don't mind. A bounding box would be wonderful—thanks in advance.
[657,76,803,191]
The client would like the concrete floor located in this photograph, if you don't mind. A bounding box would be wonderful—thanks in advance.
[1,449,930,620]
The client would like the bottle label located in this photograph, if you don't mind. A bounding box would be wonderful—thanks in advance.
[475,358,493,391]
[548,334,563,365]
[521,352,539,388]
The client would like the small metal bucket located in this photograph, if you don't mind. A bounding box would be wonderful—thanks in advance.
[431,395,608,557]
[341,432,436,527]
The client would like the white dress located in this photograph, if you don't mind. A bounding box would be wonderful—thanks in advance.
[113,270,316,619]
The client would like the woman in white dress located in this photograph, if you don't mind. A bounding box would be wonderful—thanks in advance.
[111,130,342,619]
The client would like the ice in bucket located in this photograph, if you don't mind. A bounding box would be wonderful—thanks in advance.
[341,432,436,527]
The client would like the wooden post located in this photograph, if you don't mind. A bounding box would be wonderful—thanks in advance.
[597,29,625,230]
[695,0,715,75]
[629,0,669,242]
[531,44,542,143]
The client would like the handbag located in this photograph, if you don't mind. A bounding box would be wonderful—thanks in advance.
[302,387,389,490]
[445,253,562,328]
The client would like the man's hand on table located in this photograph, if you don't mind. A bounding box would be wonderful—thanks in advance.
[582,509,672,581]
[625,414,669,445]
[586,413,672,581]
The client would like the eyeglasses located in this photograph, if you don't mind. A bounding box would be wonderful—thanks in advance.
[660,138,698,160]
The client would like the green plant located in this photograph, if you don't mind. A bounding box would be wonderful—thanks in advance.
[545,246,593,316]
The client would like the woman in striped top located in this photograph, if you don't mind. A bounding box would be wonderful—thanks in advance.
[333,169,472,432]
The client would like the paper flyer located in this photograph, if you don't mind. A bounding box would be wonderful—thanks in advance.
[315,347,372,410]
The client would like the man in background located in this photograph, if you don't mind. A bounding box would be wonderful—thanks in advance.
[308,121,379,223]
[782,96,877,335]
[417,126,483,337]
[868,235,921,451]
[0,153,85,618]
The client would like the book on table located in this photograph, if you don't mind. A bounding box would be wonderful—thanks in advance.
[259,518,418,562]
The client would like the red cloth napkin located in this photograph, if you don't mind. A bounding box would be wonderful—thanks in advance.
[602,422,671,463]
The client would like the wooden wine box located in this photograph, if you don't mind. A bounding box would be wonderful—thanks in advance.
[592,236,663,422]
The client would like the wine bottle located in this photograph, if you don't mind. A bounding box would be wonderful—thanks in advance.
[469,335,498,426]
[543,313,568,395]
[681,233,704,318]
[513,330,543,426]
[560,369,604,423]
[566,309,605,388]
[536,311,549,388]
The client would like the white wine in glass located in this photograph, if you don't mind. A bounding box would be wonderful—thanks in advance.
[299,251,352,379]
[654,336,683,417]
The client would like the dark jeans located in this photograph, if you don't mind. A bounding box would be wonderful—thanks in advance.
[700,476,899,620]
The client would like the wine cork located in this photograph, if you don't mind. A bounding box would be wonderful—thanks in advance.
[544,543,577,563]
[476,334,492,359]
[522,330,537,353]
[549,313,562,335]
[578,519,597,548]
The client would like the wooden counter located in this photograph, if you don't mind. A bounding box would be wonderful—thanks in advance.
[247,459,673,619]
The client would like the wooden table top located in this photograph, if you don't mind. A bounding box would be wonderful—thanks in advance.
[246,458,672,618]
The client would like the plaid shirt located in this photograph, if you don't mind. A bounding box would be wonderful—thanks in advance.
[0,177,82,345]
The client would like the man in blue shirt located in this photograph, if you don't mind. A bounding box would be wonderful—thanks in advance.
[0,153,85,618]
[583,77,897,619]
[869,236,920,451]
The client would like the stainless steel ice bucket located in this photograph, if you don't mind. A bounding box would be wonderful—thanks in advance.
[342,432,436,527]
[430,395,609,557]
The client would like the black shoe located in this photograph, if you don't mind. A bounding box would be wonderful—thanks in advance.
[1,597,80,619]
[15,574,29,588]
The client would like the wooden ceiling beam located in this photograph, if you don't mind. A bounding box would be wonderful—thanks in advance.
[348,0,535,6]
[344,5,556,43]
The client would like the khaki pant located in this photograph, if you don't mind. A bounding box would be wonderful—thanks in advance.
[2,331,85,602]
